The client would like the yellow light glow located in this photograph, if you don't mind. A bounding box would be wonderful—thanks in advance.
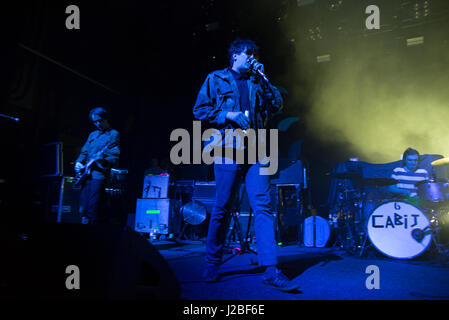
[284,27,449,163]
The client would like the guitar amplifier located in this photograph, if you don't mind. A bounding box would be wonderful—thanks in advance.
[44,177,81,224]
[270,183,305,244]
[142,174,170,198]
[270,159,304,185]
[192,181,216,214]
[135,198,180,235]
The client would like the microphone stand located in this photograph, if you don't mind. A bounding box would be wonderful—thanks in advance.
[0,113,20,122]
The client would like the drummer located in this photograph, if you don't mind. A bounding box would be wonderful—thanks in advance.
[388,148,430,200]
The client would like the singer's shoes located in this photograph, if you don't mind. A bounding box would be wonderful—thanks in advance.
[262,268,300,292]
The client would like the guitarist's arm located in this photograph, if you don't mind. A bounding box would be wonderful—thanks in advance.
[94,131,120,171]
[75,132,95,172]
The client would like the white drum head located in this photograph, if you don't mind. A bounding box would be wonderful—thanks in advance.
[367,201,431,259]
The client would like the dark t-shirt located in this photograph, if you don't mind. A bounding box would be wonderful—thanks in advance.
[230,69,250,114]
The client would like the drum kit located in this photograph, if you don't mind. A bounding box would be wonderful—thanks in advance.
[330,159,449,261]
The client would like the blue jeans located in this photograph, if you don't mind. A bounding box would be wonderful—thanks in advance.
[79,179,106,224]
[206,161,278,267]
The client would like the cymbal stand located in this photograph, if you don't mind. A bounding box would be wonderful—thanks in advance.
[428,210,449,263]
[356,183,372,257]
[343,180,362,254]
[333,179,357,252]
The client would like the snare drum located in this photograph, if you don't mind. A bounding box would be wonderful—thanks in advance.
[367,201,432,259]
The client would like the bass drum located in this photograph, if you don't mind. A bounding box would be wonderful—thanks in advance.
[367,201,432,259]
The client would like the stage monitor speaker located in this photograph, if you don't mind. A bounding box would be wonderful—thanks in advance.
[0,224,181,299]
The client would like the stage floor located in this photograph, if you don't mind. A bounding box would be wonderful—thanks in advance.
[152,239,449,300]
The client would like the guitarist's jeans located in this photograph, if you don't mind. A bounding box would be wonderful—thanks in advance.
[205,160,278,267]
[79,179,106,224]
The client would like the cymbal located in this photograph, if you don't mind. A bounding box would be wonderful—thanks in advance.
[331,172,362,179]
[181,201,207,226]
[356,177,399,187]
[431,158,449,166]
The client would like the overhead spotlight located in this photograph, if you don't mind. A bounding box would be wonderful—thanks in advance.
[406,36,424,47]
[297,0,315,7]
[328,0,343,11]
[317,54,331,63]
[308,27,322,41]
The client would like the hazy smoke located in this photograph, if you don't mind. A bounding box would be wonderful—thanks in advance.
[284,10,449,163]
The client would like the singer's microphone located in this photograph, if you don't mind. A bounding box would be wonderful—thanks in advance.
[256,69,269,82]
[256,69,268,82]
[249,59,269,82]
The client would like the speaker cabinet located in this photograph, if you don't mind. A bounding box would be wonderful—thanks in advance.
[135,198,180,235]
[271,184,305,245]
[41,177,81,224]
[142,174,170,198]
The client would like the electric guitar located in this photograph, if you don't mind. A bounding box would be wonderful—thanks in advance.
[74,143,114,186]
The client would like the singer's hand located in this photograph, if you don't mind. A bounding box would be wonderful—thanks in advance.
[75,162,85,173]
[248,57,264,73]
[226,111,249,130]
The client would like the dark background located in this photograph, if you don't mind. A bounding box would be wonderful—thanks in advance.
[1,0,448,225]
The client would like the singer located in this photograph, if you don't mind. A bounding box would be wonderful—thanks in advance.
[193,38,299,291]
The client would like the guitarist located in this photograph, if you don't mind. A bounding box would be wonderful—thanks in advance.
[75,107,120,224]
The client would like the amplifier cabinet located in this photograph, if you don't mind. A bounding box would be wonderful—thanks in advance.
[135,198,179,235]
[270,160,303,185]
[192,181,216,214]
[271,183,305,244]
[192,181,216,200]
[44,177,81,224]
[142,174,170,198]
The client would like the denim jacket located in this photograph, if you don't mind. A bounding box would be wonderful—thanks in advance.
[193,67,283,132]
[76,128,120,180]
